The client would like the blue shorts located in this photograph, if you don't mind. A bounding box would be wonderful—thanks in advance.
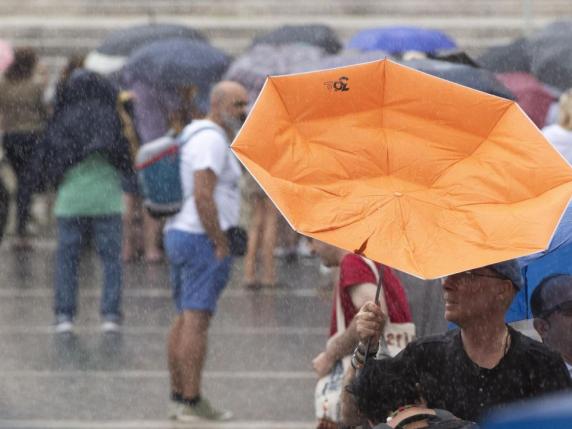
[164,230,232,313]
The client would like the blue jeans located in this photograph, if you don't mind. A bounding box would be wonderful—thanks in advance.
[54,215,123,321]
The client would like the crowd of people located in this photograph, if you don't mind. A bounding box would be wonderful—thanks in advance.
[0,37,571,427]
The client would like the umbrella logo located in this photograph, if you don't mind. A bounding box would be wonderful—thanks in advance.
[324,76,350,92]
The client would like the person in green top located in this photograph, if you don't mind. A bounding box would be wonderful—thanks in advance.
[46,69,132,334]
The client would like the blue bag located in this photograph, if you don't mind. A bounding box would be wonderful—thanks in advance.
[135,125,217,218]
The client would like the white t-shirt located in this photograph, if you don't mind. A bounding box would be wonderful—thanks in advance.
[542,124,572,166]
[165,119,242,234]
[566,361,572,379]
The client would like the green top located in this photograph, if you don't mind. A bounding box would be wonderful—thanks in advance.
[54,153,123,217]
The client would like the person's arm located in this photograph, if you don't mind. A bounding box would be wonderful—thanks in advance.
[313,319,359,377]
[339,301,386,425]
[313,281,384,377]
[340,365,362,427]
[194,168,228,260]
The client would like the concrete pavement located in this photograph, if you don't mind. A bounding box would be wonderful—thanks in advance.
[0,238,446,428]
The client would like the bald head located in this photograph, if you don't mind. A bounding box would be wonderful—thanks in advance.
[208,80,249,137]
[210,81,248,110]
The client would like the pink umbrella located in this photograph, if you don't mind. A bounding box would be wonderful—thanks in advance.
[0,40,13,72]
[495,72,556,128]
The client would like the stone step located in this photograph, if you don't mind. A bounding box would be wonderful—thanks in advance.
[1,0,570,17]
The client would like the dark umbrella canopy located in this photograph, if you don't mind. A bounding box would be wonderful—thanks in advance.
[403,59,515,99]
[347,26,456,54]
[251,24,342,54]
[122,39,230,114]
[98,24,207,56]
[477,38,531,73]
[224,43,325,104]
[529,39,572,91]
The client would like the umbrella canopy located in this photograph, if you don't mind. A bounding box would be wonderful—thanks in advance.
[507,201,572,321]
[251,24,342,54]
[403,59,515,99]
[482,392,572,429]
[98,23,206,56]
[231,59,572,280]
[224,44,326,104]
[478,21,572,90]
[122,38,230,114]
[529,40,572,91]
[308,49,390,69]
[85,24,207,75]
[347,26,456,54]
[477,38,531,73]
[495,72,556,128]
[0,39,13,72]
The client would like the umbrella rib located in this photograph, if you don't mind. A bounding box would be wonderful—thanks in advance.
[269,77,293,123]
[426,102,514,189]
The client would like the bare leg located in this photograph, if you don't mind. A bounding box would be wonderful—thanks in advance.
[242,196,264,285]
[167,315,184,395]
[143,209,163,263]
[178,309,211,399]
[122,194,138,262]
[259,198,278,285]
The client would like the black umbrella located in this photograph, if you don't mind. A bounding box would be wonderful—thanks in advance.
[403,59,515,99]
[251,24,342,54]
[477,38,531,73]
[530,41,572,91]
[98,23,207,57]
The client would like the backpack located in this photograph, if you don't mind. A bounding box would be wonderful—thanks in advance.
[135,124,219,218]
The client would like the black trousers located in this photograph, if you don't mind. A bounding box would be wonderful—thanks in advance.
[2,131,42,237]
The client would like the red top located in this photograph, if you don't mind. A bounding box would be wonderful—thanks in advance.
[330,253,412,336]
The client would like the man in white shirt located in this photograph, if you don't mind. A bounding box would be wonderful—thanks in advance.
[164,81,248,421]
[532,274,572,378]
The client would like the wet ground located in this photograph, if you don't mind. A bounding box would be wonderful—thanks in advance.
[0,238,447,428]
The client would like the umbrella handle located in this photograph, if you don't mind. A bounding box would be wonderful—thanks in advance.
[363,266,384,365]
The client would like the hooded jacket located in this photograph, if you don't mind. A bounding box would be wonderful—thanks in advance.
[33,69,132,191]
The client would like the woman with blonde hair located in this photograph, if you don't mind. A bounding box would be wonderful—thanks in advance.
[542,89,572,164]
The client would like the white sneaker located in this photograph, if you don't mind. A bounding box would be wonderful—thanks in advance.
[55,320,74,334]
[101,321,120,333]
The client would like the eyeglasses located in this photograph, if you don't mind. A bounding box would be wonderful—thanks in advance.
[539,300,572,320]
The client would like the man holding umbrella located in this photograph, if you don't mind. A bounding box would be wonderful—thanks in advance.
[164,81,248,422]
[344,260,572,425]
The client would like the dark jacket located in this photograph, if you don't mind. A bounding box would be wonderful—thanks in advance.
[32,69,132,191]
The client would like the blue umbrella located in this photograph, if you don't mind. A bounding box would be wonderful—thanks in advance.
[347,26,456,54]
[122,38,230,114]
[507,202,572,322]
[482,392,572,429]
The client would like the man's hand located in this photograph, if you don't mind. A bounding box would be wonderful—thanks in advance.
[312,351,335,378]
[213,235,230,260]
[355,301,386,345]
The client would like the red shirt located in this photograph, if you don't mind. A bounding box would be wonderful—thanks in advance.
[330,253,412,336]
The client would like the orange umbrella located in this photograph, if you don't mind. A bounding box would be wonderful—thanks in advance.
[231,59,572,279]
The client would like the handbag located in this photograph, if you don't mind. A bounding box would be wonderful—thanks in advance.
[360,257,416,357]
[225,226,248,257]
[314,281,351,426]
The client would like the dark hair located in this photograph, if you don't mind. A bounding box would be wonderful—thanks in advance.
[347,356,419,424]
[5,47,37,81]
[531,274,569,318]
